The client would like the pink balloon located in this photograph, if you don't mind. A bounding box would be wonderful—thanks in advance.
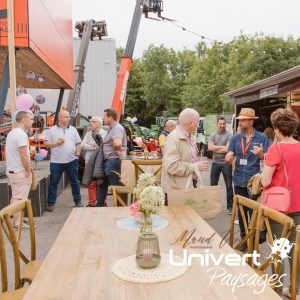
[39,149,48,158]
[16,94,34,110]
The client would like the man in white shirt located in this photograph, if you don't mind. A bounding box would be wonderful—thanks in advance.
[6,110,34,229]
[44,110,82,211]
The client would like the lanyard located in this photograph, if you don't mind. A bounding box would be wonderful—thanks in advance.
[241,137,252,157]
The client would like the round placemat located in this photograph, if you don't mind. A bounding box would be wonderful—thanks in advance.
[112,253,188,283]
[116,216,168,231]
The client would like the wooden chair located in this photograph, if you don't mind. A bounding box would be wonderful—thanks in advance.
[253,206,294,293]
[131,159,162,185]
[229,195,261,261]
[0,199,43,287]
[0,218,28,299]
[108,186,135,207]
[291,224,300,300]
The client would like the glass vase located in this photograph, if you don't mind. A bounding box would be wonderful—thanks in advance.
[140,212,153,233]
[136,232,161,269]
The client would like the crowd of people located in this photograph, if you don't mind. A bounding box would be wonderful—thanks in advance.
[4,105,300,296]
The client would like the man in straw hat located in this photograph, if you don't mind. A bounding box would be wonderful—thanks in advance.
[225,108,270,248]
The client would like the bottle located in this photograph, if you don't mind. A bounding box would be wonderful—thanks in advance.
[34,131,39,144]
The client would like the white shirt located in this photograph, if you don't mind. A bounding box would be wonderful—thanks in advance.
[45,125,81,163]
[6,128,30,172]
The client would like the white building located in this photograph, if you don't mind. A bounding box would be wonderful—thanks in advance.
[27,38,117,118]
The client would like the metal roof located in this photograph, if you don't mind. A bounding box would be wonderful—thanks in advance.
[223,65,300,105]
[224,65,300,97]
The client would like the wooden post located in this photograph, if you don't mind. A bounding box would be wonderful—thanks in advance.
[7,0,17,114]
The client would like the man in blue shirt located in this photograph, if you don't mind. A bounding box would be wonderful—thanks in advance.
[225,108,270,242]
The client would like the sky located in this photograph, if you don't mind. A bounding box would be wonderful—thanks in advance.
[72,0,300,58]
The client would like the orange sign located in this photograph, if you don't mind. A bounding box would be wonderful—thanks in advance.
[0,0,29,47]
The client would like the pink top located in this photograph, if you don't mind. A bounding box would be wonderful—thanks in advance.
[265,142,300,213]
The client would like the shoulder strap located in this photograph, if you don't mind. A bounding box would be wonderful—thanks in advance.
[276,143,291,189]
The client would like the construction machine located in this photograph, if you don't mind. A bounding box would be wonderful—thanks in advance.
[111,0,165,120]
[65,20,108,125]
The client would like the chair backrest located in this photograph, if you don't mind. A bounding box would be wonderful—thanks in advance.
[0,221,9,292]
[254,205,294,292]
[0,199,36,290]
[290,224,300,300]
[131,159,162,185]
[229,195,261,257]
[109,186,135,207]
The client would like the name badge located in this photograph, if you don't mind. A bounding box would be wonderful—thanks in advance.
[240,159,248,166]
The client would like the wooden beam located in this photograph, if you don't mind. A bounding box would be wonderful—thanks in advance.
[7,0,16,114]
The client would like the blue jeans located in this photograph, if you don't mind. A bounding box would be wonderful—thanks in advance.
[97,159,121,207]
[210,162,233,209]
[48,159,81,205]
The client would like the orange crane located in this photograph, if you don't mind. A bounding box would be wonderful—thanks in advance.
[111,0,165,120]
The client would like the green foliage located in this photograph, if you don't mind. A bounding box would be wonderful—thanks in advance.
[118,34,300,125]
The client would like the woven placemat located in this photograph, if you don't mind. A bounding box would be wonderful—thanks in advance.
[116,216,169,231]
[112,253,188,283]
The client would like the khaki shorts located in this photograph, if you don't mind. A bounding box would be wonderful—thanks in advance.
[6,171,32,200]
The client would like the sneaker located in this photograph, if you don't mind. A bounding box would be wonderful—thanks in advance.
[13,222,30,230]
[46,204,54,212]
[234,219,239,225]
[75,202,83,208]
[86,204,96,207]
[227,208,232,215]
[23,218,37,229]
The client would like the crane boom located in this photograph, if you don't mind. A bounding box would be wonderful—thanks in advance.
[112,0,163,120]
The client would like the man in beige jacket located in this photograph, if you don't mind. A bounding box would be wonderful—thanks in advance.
[161,108,208,192]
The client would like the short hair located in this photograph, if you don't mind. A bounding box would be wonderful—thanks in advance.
[90,116,102,124]
[104,108,118,121]
[178,108,199,125]
[217,116,226,123]
[271,108,299,137]
[165,120,177,128]
[15,111,32,123]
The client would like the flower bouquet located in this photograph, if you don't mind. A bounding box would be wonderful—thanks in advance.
[129,173,165,231]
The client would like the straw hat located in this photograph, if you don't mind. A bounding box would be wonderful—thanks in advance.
[236,108,258,120]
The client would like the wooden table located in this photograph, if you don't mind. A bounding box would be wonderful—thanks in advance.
[23,207,281,300]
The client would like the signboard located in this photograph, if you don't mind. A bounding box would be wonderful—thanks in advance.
[259,85,278,99]
[0,0,29,47]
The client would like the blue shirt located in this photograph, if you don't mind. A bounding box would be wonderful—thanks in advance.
[228,130,270,187]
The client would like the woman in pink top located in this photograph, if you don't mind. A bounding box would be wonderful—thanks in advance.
[261,108,300,298]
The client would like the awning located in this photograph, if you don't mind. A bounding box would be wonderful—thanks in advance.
[223,65,300,106]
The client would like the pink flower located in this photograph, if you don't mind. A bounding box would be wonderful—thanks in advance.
[130,201,139,216]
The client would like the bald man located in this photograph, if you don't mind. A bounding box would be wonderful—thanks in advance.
[44,110,82,211]
[161,108,208,192]
[158,120,177,154]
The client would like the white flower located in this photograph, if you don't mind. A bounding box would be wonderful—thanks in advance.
[134,173,156,200]
[139,186,165,215]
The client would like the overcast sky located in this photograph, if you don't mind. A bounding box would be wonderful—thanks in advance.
[72,0,300,58]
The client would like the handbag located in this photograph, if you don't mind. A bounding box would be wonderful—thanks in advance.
[263,144,291,213]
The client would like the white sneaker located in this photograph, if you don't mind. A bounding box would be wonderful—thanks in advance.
[13,222,30,230]
[23,218,37,229]
[234,219,239,225]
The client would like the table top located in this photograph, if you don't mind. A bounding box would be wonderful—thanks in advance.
[23,207,281,300]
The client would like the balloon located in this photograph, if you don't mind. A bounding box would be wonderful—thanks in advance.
[36,95,45,104]
[39,149,48,158]
[16,94,34,110]
[35,153,44,161]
